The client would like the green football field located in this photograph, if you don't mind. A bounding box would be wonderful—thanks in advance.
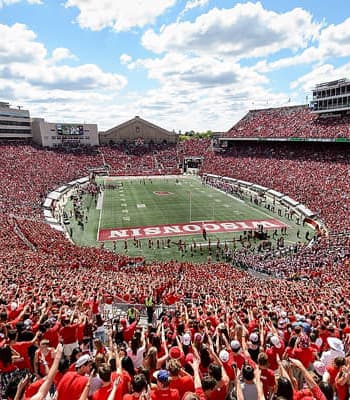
[99,176,275,229]
[66,176,312,263]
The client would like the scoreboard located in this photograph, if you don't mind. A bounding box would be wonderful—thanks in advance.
[56,124,84,135]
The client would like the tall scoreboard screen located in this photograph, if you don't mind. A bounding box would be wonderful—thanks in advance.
[56,124,84,135]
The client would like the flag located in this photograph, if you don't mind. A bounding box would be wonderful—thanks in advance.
[202,227,207,241]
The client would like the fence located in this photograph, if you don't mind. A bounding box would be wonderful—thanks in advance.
[101,302,177,327]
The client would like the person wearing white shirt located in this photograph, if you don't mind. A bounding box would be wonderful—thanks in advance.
[320,337,345,367]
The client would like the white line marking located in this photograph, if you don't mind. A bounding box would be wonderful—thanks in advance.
[97,191,104,240]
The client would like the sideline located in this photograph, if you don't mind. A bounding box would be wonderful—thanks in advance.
[96,190,104,210]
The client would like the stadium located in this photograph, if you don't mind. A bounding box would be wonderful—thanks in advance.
[1,75,350,398]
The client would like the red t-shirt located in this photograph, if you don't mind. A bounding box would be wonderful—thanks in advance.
[326,365,338,385]
[123,394,144,400]
[24,378,44,398]
[92,383,113,400]
[0,359,17,373]
[209,380,229,400]
[222,360,236,381]
[122,321,138,343]
[43,322,61,347]
[12,341,33,370]
[111,370,132,400]
[266,343,285,371]
[229,351,247,370]
[150,387,180,400]
[326,366,348,400]
[36,348,55,376]
[169,375,195,398]
[56,371,88,400]
[60,324,79,344]
[292,346,315,368]
[260,368,275,397]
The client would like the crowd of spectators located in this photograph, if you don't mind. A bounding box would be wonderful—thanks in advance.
[1,256,350,399]
[226,106,350,138]
[100,144,180,176]
[201,142,350,233]
[0,113,349,399]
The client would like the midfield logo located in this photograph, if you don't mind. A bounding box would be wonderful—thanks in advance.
[153,191,173,196]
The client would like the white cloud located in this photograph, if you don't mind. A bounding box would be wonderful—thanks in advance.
[120,53,132,65]
[0,22,128,128]
[120,76,288,133]
[123,50,279,132]
[316,17,350,58]
[134,52,267,89]
[51,48,78,63]
[0,0,42,7]
[290,62,350,92]
[250,17,350,74]
[2,63,127,91]
[142,2,320,58]
[184,0,209,11]
[2,2,348,133]
[0,23,47,63]
[178,0,209,20]
[64,0,176,32]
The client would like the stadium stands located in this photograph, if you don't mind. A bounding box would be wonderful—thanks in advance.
[100,143,180,176]
[226,105,350,138]
[0,110,349,399]
[202,142,350,232]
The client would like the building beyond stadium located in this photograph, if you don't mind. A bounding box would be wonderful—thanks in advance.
[99,116,177,145]
[0,102,31,140]
[0,102,176,147]
[31,118,99,147]
[2,77,350,147]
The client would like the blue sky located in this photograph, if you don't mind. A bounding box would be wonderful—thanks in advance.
[1,0,350,132]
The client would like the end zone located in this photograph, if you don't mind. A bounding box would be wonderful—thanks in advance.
[98,218,288,241]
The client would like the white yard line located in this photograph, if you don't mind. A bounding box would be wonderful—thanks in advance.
[96,190,104,241]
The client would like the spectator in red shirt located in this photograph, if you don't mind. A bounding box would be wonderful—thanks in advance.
[121,318,138,344]
[324,356,349,400]
[123,373,149,399]
[257,352,275,399]
[266,335,284,371]
[292,335,315,369]
[14,343,64,400]
[168,358,194,398]
[8,328,39,371]
[91,364,113,400]
[56,354,92,400]
[151,370,180,400]
[59,317,79,357]
[0,344,21,373]
[42,317,61,348]
[33,339,55,378]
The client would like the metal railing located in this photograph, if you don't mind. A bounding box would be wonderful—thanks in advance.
[101,302,177,327]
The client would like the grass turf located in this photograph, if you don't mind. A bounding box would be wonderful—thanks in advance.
[65,176,312,263]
